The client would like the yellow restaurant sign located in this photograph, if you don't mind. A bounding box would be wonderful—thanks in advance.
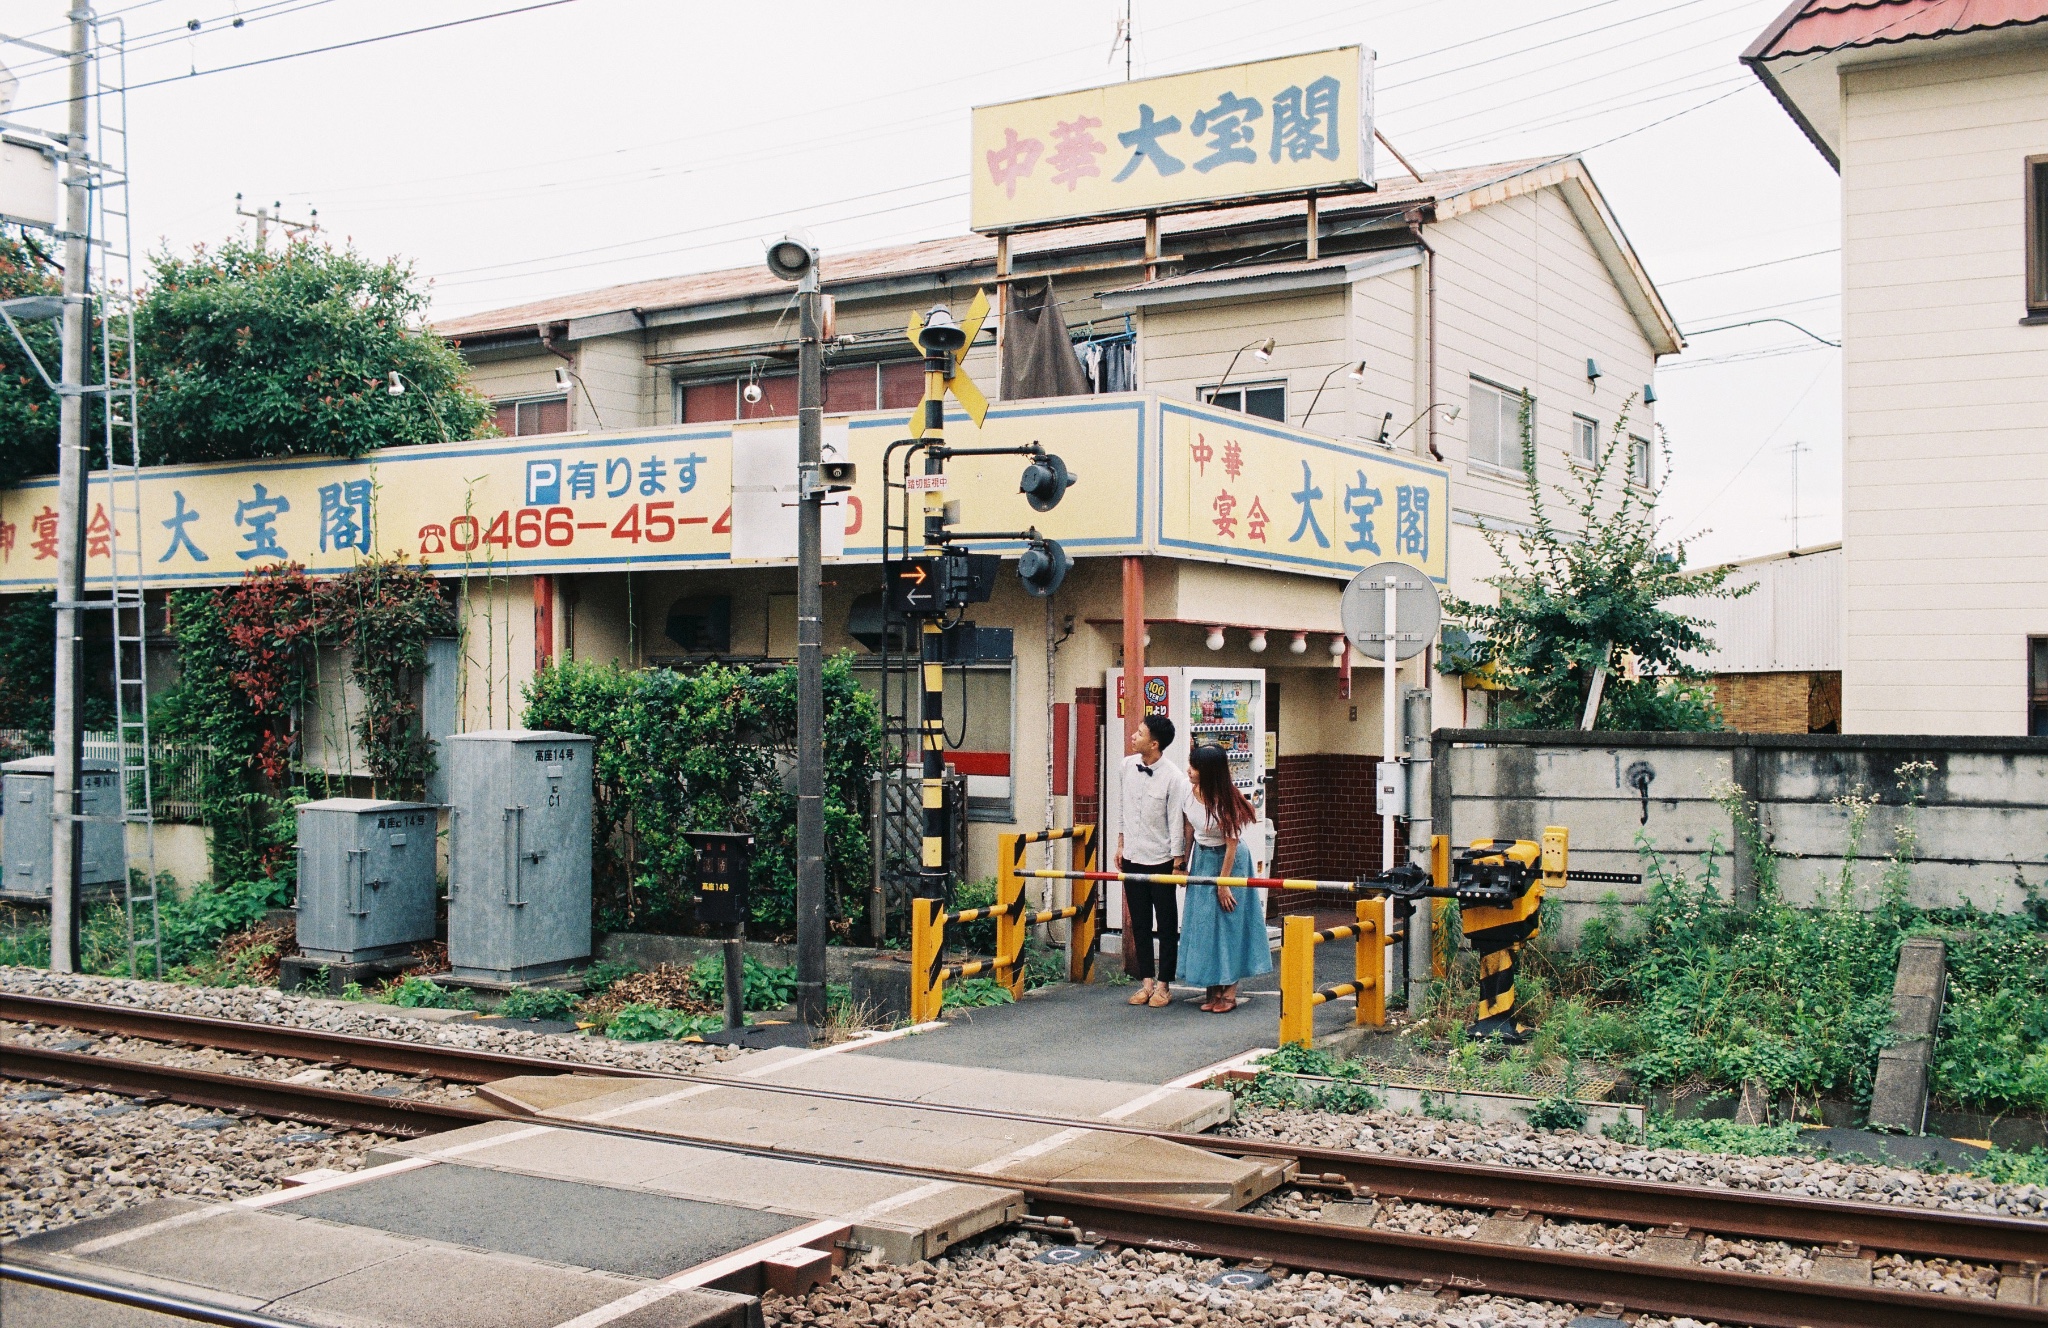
[0,394,1446,591]
[970,46,1374,233]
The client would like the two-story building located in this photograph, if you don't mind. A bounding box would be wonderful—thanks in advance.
[1745,0,2048,735]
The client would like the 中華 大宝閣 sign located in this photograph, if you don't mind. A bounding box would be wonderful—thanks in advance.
[970,46,1374,233]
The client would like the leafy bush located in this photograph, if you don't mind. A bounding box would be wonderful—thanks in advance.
[1225,1070,1301,1110]
[1969,1146,2048,1187]
[607,1003,724,1041]
[577,960,639,993]
[1643,1114,1808,1156]
[1928,905,2048,1113]
[498,988,582,1021]
[1307,1081,1384,1114]
[523,657,878,937]
[136,236,492,465]
[0,228,61,485]
[941,977,1014,1010]
[949,876,999,954]
[383,975,473,1010]
[1522,1095,1588,1132]
[687,952,798,1011]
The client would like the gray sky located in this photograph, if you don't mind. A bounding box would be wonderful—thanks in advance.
[3,0,1843,566]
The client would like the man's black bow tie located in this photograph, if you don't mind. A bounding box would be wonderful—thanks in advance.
[1135,763,1154,776]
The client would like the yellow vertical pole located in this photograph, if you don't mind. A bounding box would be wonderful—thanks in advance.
[1279,914,1315,1048]
[909,896,944,1024]
[1070,825,1097,984]
[996,832,1024,998]
[1429,834,1452,980]
[1356,896,1388,1028]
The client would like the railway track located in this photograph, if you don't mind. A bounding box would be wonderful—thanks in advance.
[6,991,2045,1328]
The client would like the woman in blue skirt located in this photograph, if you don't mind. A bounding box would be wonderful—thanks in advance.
[1176,744,1272,1013]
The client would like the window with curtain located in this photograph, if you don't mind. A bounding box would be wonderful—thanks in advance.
[493,396,569,436]
[1630,434,1653,488]
[1573,414,1599,464]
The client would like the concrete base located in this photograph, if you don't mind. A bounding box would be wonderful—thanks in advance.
[280,953,417,995]
[848,959,912,1025]
[368,1119,1023,1265]
[429,966,589,994]
[1,1197,759,1328]
[1867,936,1945,1133]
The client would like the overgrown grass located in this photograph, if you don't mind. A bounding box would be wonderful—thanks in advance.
[1643,1114,1808,1156]
[606,1003,725,1041]
[497,987,582,1021]
[0,874,290,979]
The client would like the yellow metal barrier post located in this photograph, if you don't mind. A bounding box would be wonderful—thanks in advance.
[1429,835,1453,980]
[1070,825,1098,984]
[1278,914,1316,1047]
[910,896,945,1024]
[1355,895,1388,1028]
[995,832,1026,999]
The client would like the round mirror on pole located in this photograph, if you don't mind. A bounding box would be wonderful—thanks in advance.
[1339,561,1441,661]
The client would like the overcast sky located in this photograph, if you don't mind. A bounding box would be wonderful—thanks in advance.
[3,0,1843,566]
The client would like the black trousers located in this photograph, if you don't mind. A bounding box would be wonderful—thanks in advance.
[1121,859,1178,983]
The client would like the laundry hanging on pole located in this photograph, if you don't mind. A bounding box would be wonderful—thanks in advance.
[1001,280,1092,401]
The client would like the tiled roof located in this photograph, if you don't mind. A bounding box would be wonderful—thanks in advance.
[1746,0,2048,60]
[434,159,1562,341]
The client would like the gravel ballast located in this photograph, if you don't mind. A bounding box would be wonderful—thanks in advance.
[1226,1105,2048,1221]
[764,1231,1729,1328]
[1,967,737,1073]
[1,1078,388,1238]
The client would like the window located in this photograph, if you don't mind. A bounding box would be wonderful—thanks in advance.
[493,396,568,436]
[2031,638,2048,735]
[1630,434,1653,488]
[851,659,1015,820]
[1203,381,1286,422]
[675,360,924,422]
[1572,414,1599,464]
[2028,155,2048,318]
[1468,378,1530,472]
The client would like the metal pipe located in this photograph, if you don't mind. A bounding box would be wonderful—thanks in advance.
[0,1263,311,1328]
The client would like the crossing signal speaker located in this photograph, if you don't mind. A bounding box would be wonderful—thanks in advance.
[1017,535,1070,598]
[766,237,817,284]
[1019,452,1077,512]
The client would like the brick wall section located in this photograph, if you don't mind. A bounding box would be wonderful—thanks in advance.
[1072,687,1105,833]
[1269,753,1405,915]
[1712,671,1842,734]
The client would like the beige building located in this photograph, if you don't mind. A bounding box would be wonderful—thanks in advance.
[427,156,1680,887]
[1746,0,2048,735]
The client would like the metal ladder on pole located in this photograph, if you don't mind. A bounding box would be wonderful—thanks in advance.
[90,17,160,979]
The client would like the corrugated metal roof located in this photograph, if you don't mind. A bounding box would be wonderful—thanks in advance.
[1747,0,2048,61]
[434,158,1568,342]
[1673,544,1843,674]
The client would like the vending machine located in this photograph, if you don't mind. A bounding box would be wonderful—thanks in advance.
[1102,667,1271,931]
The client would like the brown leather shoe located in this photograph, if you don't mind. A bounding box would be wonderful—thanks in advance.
[1127,981,1154,1006]
[1148,984,1172,1008]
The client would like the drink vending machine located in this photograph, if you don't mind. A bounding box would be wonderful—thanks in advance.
[1101,667,1271,931]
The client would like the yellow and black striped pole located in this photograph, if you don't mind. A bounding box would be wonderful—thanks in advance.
[917,342,949,903]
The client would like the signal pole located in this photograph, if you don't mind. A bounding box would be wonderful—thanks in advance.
[795,264,826,1028]
[917,321,955,904]
[49,5,92,972]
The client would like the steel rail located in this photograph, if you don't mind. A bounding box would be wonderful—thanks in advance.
[8,991,2042,1264]
[6,1040,2043,1328]
[0,1262,312,1328]
[2,1043,504,1136]
[0,991,663,1084]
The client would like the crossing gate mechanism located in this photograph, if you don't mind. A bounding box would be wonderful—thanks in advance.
[909,826,1098,1024]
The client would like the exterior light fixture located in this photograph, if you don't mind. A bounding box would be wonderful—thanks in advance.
[1642,383,1658,404]
[1248,629,1268,653]
[1586,357,1602,383]
[386,371,405,396]
[1253,337,1275,362]
[1329,635,1347,658]
[1302,358,1369,427]
[1289,631,1308,655]
[1216,336,1281,399]
[1206,627,1225,651]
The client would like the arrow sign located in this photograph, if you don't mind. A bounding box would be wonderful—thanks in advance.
[904,289,991,437]
[886,558,947,616]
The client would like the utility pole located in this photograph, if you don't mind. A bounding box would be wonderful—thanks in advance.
[234,193,315,253]
[49,5,92,973]
[793,255,827,1029]
[1787,438,1809,548]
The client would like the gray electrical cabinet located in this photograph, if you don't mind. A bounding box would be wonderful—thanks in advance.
[2,757,124,898]
[446,730,592,982]
[294,799,440,963]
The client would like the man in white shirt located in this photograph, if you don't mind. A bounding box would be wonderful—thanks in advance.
[1116,713,1189,1008]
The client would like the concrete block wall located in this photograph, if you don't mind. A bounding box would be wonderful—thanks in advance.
[1433,729,2048,940]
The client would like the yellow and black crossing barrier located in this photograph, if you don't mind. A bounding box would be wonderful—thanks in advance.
[909,825,1097,1023]
[1278,897,1392,1047]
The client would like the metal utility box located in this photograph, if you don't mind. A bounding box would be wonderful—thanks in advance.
[446,730,593,982]
[294,799,440,963]
[685,832,753,929]
[2,757,124,898]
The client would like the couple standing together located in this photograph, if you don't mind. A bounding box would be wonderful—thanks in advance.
[1116,713,1272,1013]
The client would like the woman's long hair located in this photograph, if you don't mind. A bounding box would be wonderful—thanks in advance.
[1188,743,1255,842]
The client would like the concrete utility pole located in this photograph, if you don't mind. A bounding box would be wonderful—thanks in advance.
[793,264,827,1028]
[48,5,92,973]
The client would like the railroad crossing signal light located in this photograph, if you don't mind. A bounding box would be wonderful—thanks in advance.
[1019,451,1077,512]
[905,290,991,437]
[1017,534,1070,598]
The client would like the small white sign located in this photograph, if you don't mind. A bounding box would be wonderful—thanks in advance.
[904,474,948,492]
[0,134,60,232]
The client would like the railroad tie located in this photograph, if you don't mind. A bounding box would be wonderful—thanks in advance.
[1630,1223,1702,1266]
[1997,1260,2043,1306]
[1473,1205,1542,1246]
[1809,1240,1873,1286]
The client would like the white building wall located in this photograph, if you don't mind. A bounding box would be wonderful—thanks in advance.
[1838,43,2048,734]
[1672,545,1844,674]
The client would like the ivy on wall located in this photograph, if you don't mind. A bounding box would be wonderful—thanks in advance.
[154,558,455,884]
[523,657,880,939]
